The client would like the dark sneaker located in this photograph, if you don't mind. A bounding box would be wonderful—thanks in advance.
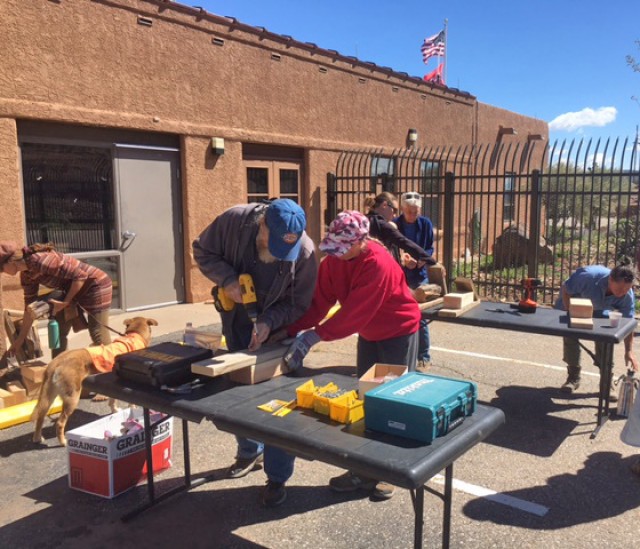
[371,481,395,500]
[560,376,581,394]
[262,480,287,507]
[329,471,376,493]
[227,454,264,479]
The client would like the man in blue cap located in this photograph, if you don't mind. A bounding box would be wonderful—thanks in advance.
[193,199,317,506]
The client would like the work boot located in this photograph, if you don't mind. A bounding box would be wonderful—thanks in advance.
[262,480,287,507]
[227,454,264,479]
[371,481,395,500]
[416,360,432,373]
[329,471,376,493]
[560,366,581,394]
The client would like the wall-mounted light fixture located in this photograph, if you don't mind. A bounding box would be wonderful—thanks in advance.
[498,125,517,136]
[211,137,225,155]
[407,128,418,147]
[527,133,544,142]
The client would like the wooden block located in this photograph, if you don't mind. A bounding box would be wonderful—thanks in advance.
[21,376,42,399]
[427,264,447,295]
[442,292,474,310]
[20,361,48,384]
[192,345,287,378]
[228,358,285,385]
[412,284,442,303]
[453,277,479,301]
[569,298,593,319]
[570,317,594,330]
[0,388,18,408]
[5,381,27,405]
[438,299,481,318]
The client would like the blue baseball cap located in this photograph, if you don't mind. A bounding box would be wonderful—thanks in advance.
[265,199,306,261]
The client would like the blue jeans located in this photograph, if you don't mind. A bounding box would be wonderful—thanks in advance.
[235,436,294,483]
[417,317,431,362]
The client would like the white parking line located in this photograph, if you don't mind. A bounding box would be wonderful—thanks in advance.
[430,347,599,377]
[430,474,549,516]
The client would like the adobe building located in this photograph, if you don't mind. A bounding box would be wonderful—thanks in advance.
[0,0,548,312]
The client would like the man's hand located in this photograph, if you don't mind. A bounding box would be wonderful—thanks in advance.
[248,322,271,351]
[283,330,321,372]
[223,281,243,304]
[403,253,417,270]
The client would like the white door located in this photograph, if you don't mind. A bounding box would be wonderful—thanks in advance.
[115,146,184,310]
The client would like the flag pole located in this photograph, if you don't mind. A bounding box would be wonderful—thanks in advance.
[443,18,448,85]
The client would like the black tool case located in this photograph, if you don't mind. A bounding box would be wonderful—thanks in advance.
[114,342,213,387]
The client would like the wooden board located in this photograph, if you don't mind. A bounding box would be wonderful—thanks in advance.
[191,345,287,378]
[453,277,479,301]
[438,299,481,318]
[419,297,444,311]
[569,298,593,319]
[427,264,448,295]
[443,292,474,310]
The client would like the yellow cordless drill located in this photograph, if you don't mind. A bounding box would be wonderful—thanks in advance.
[212,274,258,329]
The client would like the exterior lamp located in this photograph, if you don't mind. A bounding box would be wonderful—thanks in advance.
[407,128,418,147]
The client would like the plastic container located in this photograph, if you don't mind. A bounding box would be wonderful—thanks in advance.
[48,318,60,349]
[609,311,622,327]
[329,390,364,424]
[295,380,316,408]
[183,322,196,346]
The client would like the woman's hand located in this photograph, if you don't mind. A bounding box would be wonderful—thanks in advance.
[48,299,68,316]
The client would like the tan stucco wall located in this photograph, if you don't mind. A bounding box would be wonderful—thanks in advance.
[0,0,549,305]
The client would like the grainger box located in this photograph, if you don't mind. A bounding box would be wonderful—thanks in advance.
[364,372,477,443]
[67,408,173,499]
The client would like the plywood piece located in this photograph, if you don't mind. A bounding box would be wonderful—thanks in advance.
[228,358,286,385]
[427,264,447,295]
[419,297,444,311]
[569,298,593,319]
[570,317,594,330]
[438,299,481,318]
[192,345,287,378]
[442,292,474,310]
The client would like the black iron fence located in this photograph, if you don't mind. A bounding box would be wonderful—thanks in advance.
[328,137,640,304]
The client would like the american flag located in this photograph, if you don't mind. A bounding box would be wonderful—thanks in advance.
[421,30,445,64]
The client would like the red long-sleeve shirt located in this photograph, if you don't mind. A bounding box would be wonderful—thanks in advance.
[288,240,420,342]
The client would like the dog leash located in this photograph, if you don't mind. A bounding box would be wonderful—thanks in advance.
[77,304,127,337]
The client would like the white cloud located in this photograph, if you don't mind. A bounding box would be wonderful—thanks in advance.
[548,106,617,132]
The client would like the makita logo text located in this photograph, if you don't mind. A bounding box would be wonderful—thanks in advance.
[392,378,433,396]
[68,439,107,454]
[115,421,171,451]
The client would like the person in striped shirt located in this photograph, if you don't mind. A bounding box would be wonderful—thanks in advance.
[0,242,113,358]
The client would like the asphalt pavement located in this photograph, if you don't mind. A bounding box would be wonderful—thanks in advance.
[1,303,639,549]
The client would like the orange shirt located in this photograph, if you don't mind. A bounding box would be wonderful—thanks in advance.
[86,332,148,373]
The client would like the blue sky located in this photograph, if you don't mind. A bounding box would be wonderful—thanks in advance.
[194,0,639,146]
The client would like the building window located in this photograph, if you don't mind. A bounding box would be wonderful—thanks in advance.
[20,143,116,252]
[503,172,515,221]
[245,160,300,203]
[371,156,395,193]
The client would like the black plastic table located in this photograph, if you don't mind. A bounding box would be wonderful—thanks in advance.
[85,372,504,548]
[423,301,637,437]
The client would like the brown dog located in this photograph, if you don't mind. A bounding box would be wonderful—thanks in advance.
[31,317,158,446]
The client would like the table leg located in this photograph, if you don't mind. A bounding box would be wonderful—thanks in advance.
[411,487,424,549]
[591,343,614,439]
[443,463,453,549]
[143,408,155,501]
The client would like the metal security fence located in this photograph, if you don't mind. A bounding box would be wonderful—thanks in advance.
[328,137,640,304]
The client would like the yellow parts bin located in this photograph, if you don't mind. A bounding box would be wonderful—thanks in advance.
[295,380,364,424]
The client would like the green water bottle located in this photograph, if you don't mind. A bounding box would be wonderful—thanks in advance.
[48,318,60,350]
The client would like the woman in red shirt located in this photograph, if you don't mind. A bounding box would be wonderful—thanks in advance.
[0,242,113,358]
[282,210,419,503]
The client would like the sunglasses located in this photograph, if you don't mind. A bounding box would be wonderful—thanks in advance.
[403,192,421,200]
[387,202,399,214]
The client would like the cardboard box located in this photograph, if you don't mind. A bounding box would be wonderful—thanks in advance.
[358,363,408,398]
[67,408,173,499]
[20,360,48,384]
[6,381,27,405]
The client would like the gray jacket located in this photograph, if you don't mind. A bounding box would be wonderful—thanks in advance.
[193,203,318,331]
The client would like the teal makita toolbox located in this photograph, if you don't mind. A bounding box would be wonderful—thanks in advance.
[364,372,477,443]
